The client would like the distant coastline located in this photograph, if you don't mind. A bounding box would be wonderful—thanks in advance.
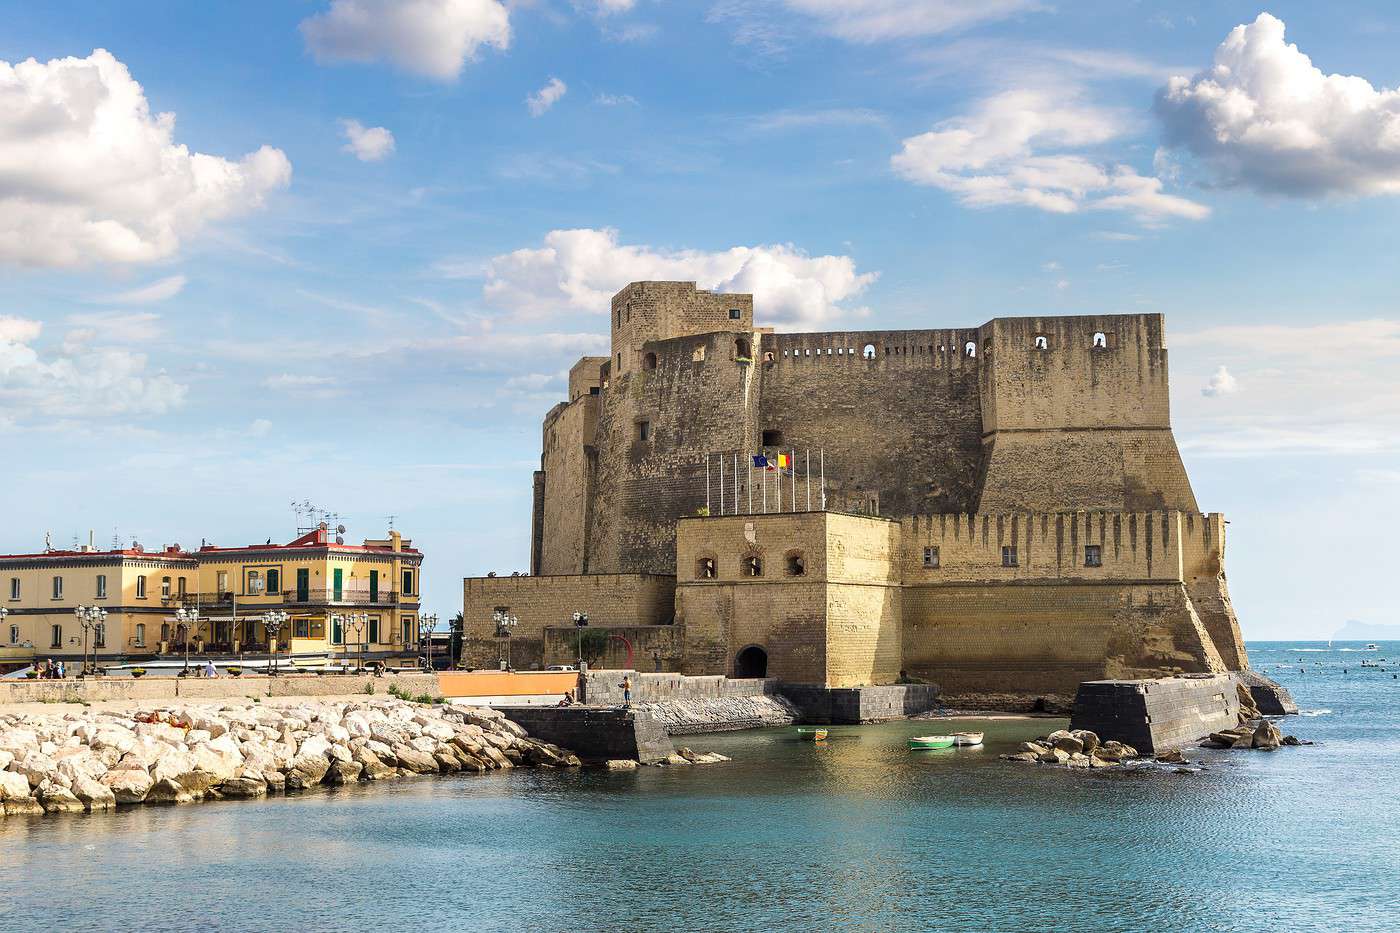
[1332,620,1400,640]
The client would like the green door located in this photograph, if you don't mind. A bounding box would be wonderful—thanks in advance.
[369,616,380,644]
[296,568,309,602]
[369,570,378,603]
[333,568,343,602]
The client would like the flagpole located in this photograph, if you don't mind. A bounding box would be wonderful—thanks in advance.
[748,456,753,514]
[806,449,811,511]
[733,452,739,516]
[719,454,725,516]
[820,448,826,511]
[762,450,768,513]
[790,447,796,513]
[776,453,781,512]
[706,455,711,515]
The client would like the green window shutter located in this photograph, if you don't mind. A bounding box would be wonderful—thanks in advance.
[369,570,378,602]
[333,568,343,601]
[296,568,309,601]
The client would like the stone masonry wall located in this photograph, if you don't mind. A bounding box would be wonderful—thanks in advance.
[462,574,676,670]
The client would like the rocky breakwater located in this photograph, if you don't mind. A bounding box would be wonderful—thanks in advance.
[0,698,581,818]
[1199,684,1311,752]
[999,728,1158,770]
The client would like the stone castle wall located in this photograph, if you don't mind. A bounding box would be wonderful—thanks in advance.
[462,574,676,671]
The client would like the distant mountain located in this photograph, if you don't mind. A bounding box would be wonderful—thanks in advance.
[1333,619,1400,640]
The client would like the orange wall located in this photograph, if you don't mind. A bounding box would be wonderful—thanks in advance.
[437,670,578,697]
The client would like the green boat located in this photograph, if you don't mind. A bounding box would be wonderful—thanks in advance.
[796,727,829,742]
[908,734,955,750]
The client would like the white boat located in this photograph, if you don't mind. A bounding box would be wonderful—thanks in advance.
[1366,644,1380,650]
[951,731,984,747]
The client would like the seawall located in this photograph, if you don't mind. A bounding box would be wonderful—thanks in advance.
[0,673,440,706]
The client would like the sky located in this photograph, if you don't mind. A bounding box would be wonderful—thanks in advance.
[1,1,1398,639]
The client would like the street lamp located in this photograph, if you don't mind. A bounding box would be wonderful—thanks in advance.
[572,611,589,670]
[492,609,518,670]
[261,609,288,676]
[74,605,107,675]
[174,607,200,675]
[335,612,369,672]
[419,613,439,672]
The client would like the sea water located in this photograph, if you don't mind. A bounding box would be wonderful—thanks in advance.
[2,641,1398,932]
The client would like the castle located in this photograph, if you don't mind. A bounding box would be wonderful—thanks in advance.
[463,281,1249,700]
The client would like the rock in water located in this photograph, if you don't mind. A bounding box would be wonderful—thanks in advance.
[1252,721,1282,750]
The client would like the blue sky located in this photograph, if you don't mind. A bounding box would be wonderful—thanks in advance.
[2,1,1398,638]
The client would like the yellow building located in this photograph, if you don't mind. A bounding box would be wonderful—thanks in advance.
[0,527,423,672]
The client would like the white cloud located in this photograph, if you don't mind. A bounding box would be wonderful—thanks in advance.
[100,275,187,304]
[750,108,885,132]
[300,0,510,81]
[482,227,877,328]
[891,89,1209,223]
[339,119,396,161]
[587,0,636,13]
[782,0,1045,42]
[1174,319,1400,457]
[264,373,338,393]
[1201,364,1237,397]
[0,49,291,268]
[527,77,568,117]
[0,315,185,418]
[248,418,273,437]
[63,312,163,345]
[1157,13,1400,197]
[594,93,638,107]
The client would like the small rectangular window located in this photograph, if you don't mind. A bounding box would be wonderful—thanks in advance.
[8,578,17,600]
[161,576,171,598]
[8,624,18,644]
[402,570,413,595]
[1001,546,1018,568]
[1085,544,1102,567]
[135,623,146,647]
[729,308,742,320]
[96,574,107,598]
[94,624,105,648]
[178,576,187,596]
[51,624,62,648]
[923,546,940,569]
[136,575,147,598]
[637,420,651,442]
[217,571,229,595]
[52,576,63,599]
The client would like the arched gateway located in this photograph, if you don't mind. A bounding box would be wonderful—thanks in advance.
[734,645,768,679]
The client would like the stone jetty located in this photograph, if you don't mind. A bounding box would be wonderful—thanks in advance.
[0,698,583,817]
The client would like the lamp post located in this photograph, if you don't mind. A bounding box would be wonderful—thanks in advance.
[74,605,107,675]
[419,613,439,672]
[572,611,589,670]
[261,609,288,676]
[341,613,367,673]
[492,609,518,670]
[174,607,200,675]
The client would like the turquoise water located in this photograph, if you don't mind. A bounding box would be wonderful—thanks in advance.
[2,641,1398,932]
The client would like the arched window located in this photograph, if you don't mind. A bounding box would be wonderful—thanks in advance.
[743,554,763,577]
[763,351,775,363]
[1092,332,1108,348]
[696,556,717,580]
[1034,335,1049,350]
[785,551,805,576]
[735,337,751,360]
[964,341,977,358]
[642,351,657,371]
[863,344,876,359]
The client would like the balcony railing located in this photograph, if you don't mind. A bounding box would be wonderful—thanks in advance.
[166,589,407,608]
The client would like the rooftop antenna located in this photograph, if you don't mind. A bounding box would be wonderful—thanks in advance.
[386,514,397,531]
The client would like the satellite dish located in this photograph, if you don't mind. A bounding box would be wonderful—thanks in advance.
[336,524,346,534]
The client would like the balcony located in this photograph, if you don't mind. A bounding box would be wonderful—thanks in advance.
[167,589,404,608]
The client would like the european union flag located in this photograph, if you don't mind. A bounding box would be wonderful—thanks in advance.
[752,454,769,468]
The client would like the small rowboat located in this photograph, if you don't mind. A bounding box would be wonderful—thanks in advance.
[908,735,954,750]
[796,727,829,742]
[951,732,984,747]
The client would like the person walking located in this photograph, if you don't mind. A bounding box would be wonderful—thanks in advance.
[204,659,218,678]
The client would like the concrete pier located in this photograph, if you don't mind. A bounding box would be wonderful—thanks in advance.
[1069,674,1240,753]
[501,707,675,763]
